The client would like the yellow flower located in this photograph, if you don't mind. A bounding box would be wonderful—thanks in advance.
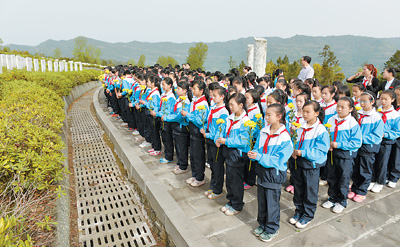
[162,97,168,102]
[377,108,382,112]
[355,106,362,111]
[121,76,125,80]
[288,103,295,109]
[244,120,257,128]
[197,105,206,110]
[128,89,133,94]
[216,118,225,124]
[148,97,153,101]
[255,113,263,119]
[102,84,105,87]
[140,85,146,90]
[113,79,119,83]
[180,96,187,101]
[324,123,332,128]
[292,122,301,128]
[105,69,109,73]
[290,89,293,94]
[223,84,228,88]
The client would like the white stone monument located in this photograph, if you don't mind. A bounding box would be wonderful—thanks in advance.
[253,37,267,77]
[54,60,59,72]
[74,62,78,71]
[247,44,254,70]
[26,57,33,71]
[10,55,16,69]
[79,62,83,71]
[6,55,12,70]
[40,59,46,72]
[48,60,53,72]
[64,61,68,72]
[0,54,5,67]
[69,61,74,71]
[59,60,64,71]
[33,59,39,71]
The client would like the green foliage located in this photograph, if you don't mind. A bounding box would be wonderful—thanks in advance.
[238,60,246,76]
[227,56,237,69]
[156,56,178,68]
[265,57,301,80]
[0,216,33,247]
[53,48,62,59]
[72,36,102,64]
[127,59,136,66]
[137,55,146,68]
[318,45,345,84]
[186,42,208,70]
[384,50,400,80]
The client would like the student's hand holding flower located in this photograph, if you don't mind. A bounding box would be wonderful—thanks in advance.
[248,151,258,160]
[181,110,187,116]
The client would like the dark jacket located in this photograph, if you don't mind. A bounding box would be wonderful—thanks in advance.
[346,76,379,92]
[373,78,400,94]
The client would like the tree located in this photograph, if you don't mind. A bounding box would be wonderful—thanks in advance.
[53,48,62,59]
[156,56,178,68]
[384,50,400,80]
[72,36,102,64]
[265,60,277,76]
[313,63,322,81]
[186,42,208,70]
[227,56,237,70]
[137,55,146,67]
[238,60,246,76]
[319,45,345,84]
[287,59,302,79]
[127,59,136,66]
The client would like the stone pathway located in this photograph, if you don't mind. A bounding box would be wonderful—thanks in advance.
[69,90,156,247]
[98,91,400,247]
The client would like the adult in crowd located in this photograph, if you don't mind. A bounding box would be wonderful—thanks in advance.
[298,56,314,82]
[373,67,400,94]
[346,64,379,93]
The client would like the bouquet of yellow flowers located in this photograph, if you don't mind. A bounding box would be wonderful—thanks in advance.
[255,113,263,131]
[244,120,257,171]
[291,122,301,169]
[215,118,225,161]
[324,123,333,165]
[161,97,168,129]
[180,96,189,131]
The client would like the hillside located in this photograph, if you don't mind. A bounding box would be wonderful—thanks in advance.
[8,35,400,77]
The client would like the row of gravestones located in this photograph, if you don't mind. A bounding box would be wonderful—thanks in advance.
[0,54,83,74]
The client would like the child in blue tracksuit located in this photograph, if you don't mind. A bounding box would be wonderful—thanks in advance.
[202,86,229,199]
[322,97,362,214]
[248,103,293,242]
[157,77,176,163]
[350,91,383,202]
[387,86,400,187]
[164,81,191,173]
[370,90,400,192]
[244,89,264,190]
[290,101,330,229]
[135,77,150,145]
[216,93,251,216]
[145,75,161,155]
[181,80,209,187]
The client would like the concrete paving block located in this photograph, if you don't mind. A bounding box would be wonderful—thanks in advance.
[326,206,391,240]
[187,197,224,218]
[168,185,207,203]
[379,219,400,243]
[190,211,246,237]
[351,231,400,247]
[368,192,400,217]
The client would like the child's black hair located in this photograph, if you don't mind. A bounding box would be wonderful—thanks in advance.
[246,72,258,88]
[338,97,358,121]
[304,78,318,88]
[332,80,344,90]
[177,80,193,102]
[232,76,249,90]
[246,89,264,118]
[338,85,351,97]
[303,100,325,124]
[360,90,377,108]
[321,85,338,102]
[228,85,238,96]
[208,82,220,91]
[257,76,273,89]
[214,86,229,108]
[254,85,265,97]
[381,90,398,108]
[352,83,366,92]
[267,103,286,126]
[228,93,248,114]
[149,75,162,95]
[268,89,287,105]
[294,81,312,99]
[192,80,210,104]
[296,92,310,102]
[276,79,291,96]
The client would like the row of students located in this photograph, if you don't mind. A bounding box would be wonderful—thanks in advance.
[102,66,400,243]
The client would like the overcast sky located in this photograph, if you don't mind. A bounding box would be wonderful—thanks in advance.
[2,0,400,46]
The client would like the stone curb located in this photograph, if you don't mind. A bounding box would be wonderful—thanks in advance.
[92,87,213,247]
[57,81,101,247]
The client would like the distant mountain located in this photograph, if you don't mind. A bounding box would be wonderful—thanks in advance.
[8,35,400,78]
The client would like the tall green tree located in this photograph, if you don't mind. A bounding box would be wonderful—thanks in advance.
[156,56,178,68]
[186,42,208,70]
[72,36,101,64]
[53,48,62,59]
[127,59,136,66]
[384,50,400,80]
[227,56,237,70]
[319,45,345,84]
[137,55,146,67]
[238,60,246,76]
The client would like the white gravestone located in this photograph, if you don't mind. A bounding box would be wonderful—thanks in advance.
[0,54,6,67]
[54,60,59,72]
[6,55,12,70]
[48,61,53,72]
[64,61,68,72]
[79,62,83,71]
[40,59,46,72]
[59,61,64,71]
[247,44,254,70]
[74,62,78,71]
[33,59,39,71]
[10,55,16,69]
[26,57,33,71]
[69,61,74,71]
[253,37,267,77]
[15,56,22,69]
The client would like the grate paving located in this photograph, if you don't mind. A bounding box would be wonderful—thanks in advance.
[69,91,156,247]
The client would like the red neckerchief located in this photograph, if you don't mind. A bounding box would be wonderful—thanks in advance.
[207,105,225,130]
[192,95,207,112]
[323,101,337,111]
[226,114,247,137]
[263,129,289,154]
[358,113,369,125]
[298,128,313,148]
[380,110,393,124]
[333,119,347,142]
[295,116,302,123]
[362,77,368,88]
[146,88,158,100]
[248,106,258,114]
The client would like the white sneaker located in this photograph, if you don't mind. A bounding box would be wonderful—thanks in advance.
[139,141,148,148]
[387,181,397,188]
[319,180,328,186]
[367,182,376,191]
[185,177,195,184]
[121,123,128,126]
[332,203,344,214]
[322,200,335,209]
[205,162,210,169]
[142,142,152,148]
[132,130,140,136]
[371,184,383,193]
